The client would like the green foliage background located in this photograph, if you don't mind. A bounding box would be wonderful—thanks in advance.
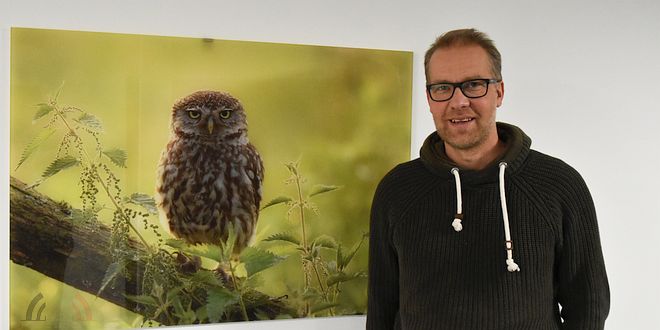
[9,27,411,328]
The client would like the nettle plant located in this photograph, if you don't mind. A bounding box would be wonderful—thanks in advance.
[260,161,368,317]
[16,89,368,325]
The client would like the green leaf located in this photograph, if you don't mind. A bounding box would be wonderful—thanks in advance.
[15,129,56,171]
[326,271,366,287]
[302,287,322,301]
[166,286,184,302]
[103,148,127,168]
[195,306,208,323]
[165,239,224,264]
[97,261,126,296]
[189,269,222,287]
[308,184,340,197]
[165,238,187,249]
[263,232,300,246]
[240,247,286,278]
[261,196,292,210]
[312,235,337,249]
[124,193,157,214]
[310,302,339,314]
[42,156,79,178]
[77,113,103,132]
[168,288,197,324]
[206,287,238,323]
[338,233,368,270]
[245,273,264,288]
[221,222,237,261]
[34,103,55,121]
[125,294,158,307]
[285,162,299,175]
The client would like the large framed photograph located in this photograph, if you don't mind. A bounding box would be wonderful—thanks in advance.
[9,27,411,329]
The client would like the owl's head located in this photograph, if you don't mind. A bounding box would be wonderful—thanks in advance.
[171,90,249,144]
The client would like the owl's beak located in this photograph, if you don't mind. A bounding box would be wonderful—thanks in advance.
[207,118,214,134]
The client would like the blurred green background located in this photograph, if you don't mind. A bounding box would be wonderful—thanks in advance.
[10,27,411,329]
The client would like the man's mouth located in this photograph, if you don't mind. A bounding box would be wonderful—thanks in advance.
[449,118,474,123]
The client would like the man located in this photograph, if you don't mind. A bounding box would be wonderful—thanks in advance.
[367,29,610,329]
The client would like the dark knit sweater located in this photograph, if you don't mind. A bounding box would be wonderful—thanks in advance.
[367,123,609,330]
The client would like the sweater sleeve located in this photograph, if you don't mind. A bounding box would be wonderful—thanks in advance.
[366,176,400,329]
[557,170,610,329]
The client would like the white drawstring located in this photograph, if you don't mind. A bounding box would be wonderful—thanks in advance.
[451,168,463,232]
[499,162,520,272]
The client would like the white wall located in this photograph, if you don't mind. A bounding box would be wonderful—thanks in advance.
[2,0,659,329]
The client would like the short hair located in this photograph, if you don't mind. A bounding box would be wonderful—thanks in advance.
[424,28,502,82]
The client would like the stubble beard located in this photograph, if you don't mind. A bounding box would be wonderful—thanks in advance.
[438,121,492,151]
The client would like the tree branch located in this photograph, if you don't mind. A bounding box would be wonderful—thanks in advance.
[9,176,145,312]
[9,176,294,325]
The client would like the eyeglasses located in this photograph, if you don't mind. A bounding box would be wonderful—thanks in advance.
[426,78,501,102]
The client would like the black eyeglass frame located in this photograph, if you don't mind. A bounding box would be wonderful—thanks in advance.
[426,78,501,102]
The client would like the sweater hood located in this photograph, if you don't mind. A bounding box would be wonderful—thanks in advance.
[420,122,531,184]
[420,122,531,272]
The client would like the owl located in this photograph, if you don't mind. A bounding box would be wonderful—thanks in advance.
[156,90,264,256]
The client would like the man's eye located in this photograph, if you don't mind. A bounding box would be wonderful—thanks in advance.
[464,81,485,90]
[432,85,452,93]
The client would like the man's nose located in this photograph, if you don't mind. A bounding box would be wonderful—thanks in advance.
[449,87,470,108]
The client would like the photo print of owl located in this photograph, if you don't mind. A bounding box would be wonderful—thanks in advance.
[9,27,412,328]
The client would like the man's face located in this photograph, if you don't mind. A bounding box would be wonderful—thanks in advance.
[426,44,504,152]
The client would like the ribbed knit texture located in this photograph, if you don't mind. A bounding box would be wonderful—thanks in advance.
[367,123,610,330]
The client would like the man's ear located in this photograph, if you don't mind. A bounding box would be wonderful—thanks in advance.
[496,80,504,107]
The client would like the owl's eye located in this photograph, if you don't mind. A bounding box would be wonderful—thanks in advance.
[219,110,232,119]
[187,110,201,119]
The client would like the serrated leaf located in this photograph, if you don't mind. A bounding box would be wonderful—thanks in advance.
[165,239,224,264]
[206,287,238,323]
[97,261,126,296]
[326,271,366,287]
[245,273,264,288]
[263,232,300,246]
[125,294,158,307]
[165,238,187,249]
[77,113,103,132]
[310,302,339,314]
[42,156,79,178]
[240,247,286,278]
[15,129,56,171]
[338,235,367,270]
[103,148,127,168]
[308,184,340,198]
[261,196,292,210]
[124,193,157,214]
[189,269,222,287]
[312,234,337,249]
[34,103,55,121]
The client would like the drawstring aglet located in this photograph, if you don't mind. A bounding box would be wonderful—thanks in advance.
[506,259,520,272]
[452,213,464,232]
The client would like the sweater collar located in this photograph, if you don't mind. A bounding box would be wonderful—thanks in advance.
[420,122,531,184]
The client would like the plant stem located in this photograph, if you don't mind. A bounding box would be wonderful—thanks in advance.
[293,168,311,316]
[53,103,152,250]
[294,171,308,251]
[228,261,249,321]
[310,259,329,302]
